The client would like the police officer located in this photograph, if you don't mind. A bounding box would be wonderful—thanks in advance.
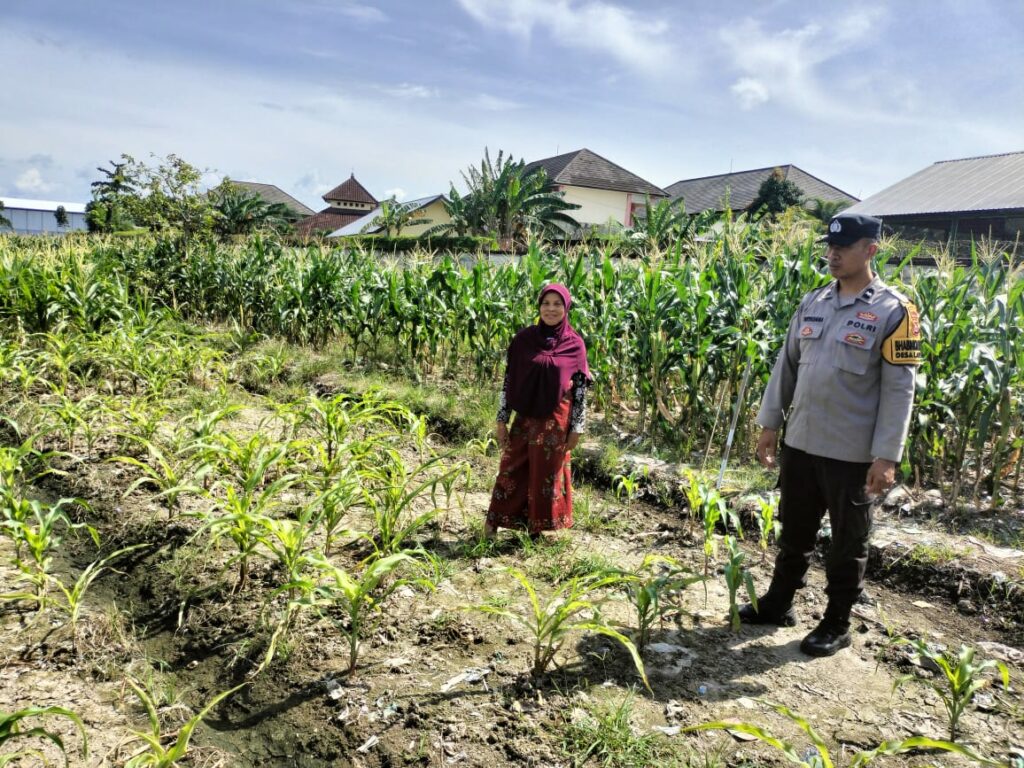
[739,212,922,656]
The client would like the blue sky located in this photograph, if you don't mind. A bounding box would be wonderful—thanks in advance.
[3,0,1022,209]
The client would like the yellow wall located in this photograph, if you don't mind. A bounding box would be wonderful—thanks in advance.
[559,185,631,227]
[403,199,451,236]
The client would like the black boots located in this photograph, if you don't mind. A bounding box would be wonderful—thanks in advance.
[799,605,852,657]
[737,594,797,627]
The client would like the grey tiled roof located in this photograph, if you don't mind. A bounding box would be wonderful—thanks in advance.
[323,174,378,204]
[524,148,668,197]
[844,152,1024,217]
[665,165,858,214]
[230,181,316,217]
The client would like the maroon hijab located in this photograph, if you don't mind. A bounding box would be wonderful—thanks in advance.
[505,284,591,418]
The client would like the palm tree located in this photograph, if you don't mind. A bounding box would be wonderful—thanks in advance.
[456,148,580,247]
[807,198,850,226]
[362,198,431,237]
[211,183,298,237]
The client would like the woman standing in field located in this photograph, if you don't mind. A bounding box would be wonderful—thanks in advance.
[484,284,591,539]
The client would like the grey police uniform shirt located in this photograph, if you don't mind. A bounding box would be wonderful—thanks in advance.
[756,276,917,464]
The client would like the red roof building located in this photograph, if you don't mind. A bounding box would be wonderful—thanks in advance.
[295,174,378,238]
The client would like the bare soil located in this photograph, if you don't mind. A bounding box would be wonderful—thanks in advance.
[3,410,1023,767]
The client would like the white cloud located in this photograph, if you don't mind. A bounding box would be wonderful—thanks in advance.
[382,83,439,99]
[15,167,54,194]
[456,0,672,73]
[469,94,522,111]
[382,187,407,201]
[338,4,387,23]
[730,78,769,110]
[719,10,885,116]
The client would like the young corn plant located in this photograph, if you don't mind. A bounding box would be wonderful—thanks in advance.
[48,544,149,652]
[892,638,1011,741]
[364,448,469,558]
[110,436,201,518]
[619,554,704,653]
[469,568,649,688]
[0,705,88,767]
[120,678,247,768]
[723,535,757,632]
[752,494,781,564]
[305,552,418,675]
[684,470,738,576]
[1,497,97,608]
[683,699,1002,767]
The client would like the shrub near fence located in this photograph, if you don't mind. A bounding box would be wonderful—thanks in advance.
[0,230,1021,502]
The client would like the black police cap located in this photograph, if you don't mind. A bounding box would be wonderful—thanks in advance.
[819,213,883,246]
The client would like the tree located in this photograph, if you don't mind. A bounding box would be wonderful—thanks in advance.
[0,200,11,230]
[747,168,804,221]
[130,154,214,241]
[211,181,298,237]
[807,197,850,226]
[362,198,431,237]
[89,156,137,232]
[448,148,580,247]
[54,205,69,228]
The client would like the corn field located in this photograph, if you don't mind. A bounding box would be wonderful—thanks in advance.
[1,228,1022,502]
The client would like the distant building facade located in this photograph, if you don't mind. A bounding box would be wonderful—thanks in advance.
[329,195,451,238]
[665,165,858,215]
[524,148,668,228]
[844,152,1024,248]
[0,197,88,234]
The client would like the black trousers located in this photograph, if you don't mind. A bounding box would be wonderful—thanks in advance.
[768,445,874,617]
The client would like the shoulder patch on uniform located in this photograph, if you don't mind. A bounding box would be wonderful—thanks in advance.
[881,301,923,365]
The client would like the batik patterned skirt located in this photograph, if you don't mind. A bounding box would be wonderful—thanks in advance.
[486,397,573,533]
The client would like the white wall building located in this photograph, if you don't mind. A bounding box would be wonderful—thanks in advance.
[0,197,88,234]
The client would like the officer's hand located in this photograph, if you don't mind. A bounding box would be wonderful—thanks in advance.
[866,459,896,496]
[565,431,581,452]
[756,429,778,468]
[495,422,510,450]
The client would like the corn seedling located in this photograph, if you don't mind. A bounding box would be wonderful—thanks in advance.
[723,536,757,632]
[48,544,149,652]
[619,554,704,653]
[892,637,1011,741]
[469,567,649,688]
[684,699,1002,767]
[120,678,246,768]
[364,448,468,557]
[0,705,88,767]
[752,494,780,564]
[305,552,418,674]
[110,436,201,517]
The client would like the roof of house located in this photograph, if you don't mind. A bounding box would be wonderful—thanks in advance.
[329,195,446,237]
[844,151,1024,218]
[1,196,87,214]
[294,208,369,237]
[523,148,668,197]
[323,174,378,204]
[229,181,316,217]
[665,165,858,214]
